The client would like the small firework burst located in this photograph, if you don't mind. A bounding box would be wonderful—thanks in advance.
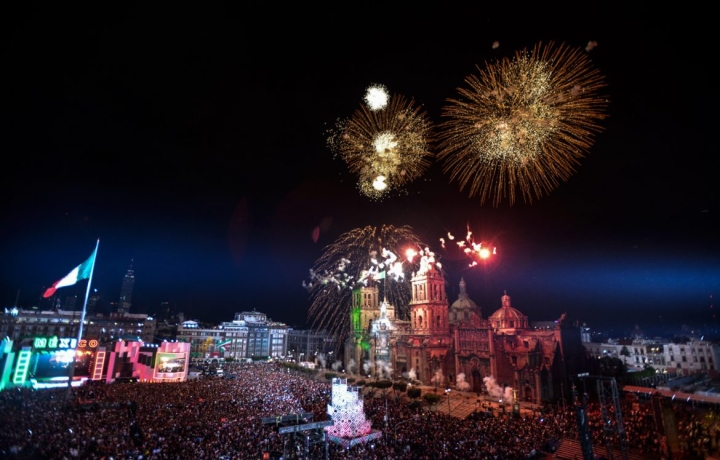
[437,41,609,206]
[328,93,434,200]
[440,224,497,268]
[364,83,390,111]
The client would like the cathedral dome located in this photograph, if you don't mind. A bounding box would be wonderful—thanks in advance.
[449,277,481,326]
[488,291,528,331]
[450,278,479,311]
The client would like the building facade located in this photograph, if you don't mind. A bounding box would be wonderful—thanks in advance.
[287,328,336,365]
[175,310,288,360]
[0,308,156,346]
[663,341,719,378]
[344,257,587,404]
[583,338,719,379]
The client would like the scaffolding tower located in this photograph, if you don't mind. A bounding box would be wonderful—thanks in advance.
[575,375,629,460]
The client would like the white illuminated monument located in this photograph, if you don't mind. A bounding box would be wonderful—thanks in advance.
[326,378,382,447]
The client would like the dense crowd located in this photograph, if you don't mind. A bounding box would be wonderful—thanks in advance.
[1,363,719,459]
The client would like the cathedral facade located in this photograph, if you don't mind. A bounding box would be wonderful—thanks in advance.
[344,259,587,404]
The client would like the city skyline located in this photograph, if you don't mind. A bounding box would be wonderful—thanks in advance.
[1,5,718,335]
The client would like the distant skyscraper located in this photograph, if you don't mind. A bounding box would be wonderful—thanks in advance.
[87,288,101,315]
[118,260,135,315]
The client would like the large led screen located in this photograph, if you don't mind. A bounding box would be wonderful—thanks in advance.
[154,352,186,379]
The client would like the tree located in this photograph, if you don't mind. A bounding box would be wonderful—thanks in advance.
[407,387,421,401]
[423,393,442,410]
[375,379,393,398]
[620,346,631,364]
[392,382,408,400]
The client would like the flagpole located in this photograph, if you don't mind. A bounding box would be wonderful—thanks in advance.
[65,238,100,399]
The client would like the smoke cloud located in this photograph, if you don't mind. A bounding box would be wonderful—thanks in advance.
[375,359,393,379]
[430,368,444,386]
[456,373,470,391]
[483,376,514,404]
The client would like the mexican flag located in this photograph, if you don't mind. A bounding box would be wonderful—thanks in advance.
[43,244,98,298]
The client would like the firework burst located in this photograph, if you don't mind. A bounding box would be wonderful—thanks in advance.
[328,92,434,200]
[439,224,497,268]
[364,83,389,111]
[304,224,437,350]
[437,41,609,206]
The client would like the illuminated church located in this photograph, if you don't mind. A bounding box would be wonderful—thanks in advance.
[344,257,586,403]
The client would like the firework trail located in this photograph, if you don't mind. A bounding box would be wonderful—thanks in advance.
[439,223,496,268]
[437,41,609,206]
[327,89,434,200]
[305,225,433,351]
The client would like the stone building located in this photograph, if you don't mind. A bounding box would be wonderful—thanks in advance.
[344,257,586,404]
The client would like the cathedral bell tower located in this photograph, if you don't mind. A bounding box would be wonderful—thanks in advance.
[409,257,448,335]
[351,284,379,337]
[405,252,452,386]
[346,284,381,374]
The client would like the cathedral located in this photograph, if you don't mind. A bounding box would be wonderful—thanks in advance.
[344,256,587,404]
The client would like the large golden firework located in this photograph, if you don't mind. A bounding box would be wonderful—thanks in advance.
[437,41,609,206]
[304,224,433,350]
[328,93,434,199]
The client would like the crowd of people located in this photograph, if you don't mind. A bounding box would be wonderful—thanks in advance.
[1,362,719,459]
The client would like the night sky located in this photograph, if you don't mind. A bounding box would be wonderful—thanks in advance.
[2,5,718,336]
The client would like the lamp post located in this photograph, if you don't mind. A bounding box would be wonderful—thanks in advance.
[384,397,388,429]
[392,416,417,441]
[445,388,451,415]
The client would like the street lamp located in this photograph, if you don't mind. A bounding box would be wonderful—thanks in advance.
[445,388,451,415]
[384,397,388,429]
[392,415,418,441]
